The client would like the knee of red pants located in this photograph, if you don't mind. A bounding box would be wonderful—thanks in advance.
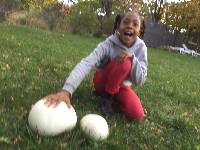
[122,103,145,121]
[110,58,132,73]
[105,58,132,94]
[120,58,132,72]
[116,86,145,121]
[93,58,132,94]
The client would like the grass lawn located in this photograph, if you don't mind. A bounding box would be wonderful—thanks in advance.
[0,23,200,150]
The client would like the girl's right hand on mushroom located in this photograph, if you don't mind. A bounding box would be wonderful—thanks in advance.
[44,90,71,108]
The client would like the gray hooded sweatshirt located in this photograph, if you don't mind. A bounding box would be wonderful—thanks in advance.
[63,33,148,95]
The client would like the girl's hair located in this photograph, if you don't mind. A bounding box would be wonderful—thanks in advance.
[112,12,146,40]
[112,13,125,34]
[139,16,145,40]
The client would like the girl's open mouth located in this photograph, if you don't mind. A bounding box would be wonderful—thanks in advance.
[124,31,133,37]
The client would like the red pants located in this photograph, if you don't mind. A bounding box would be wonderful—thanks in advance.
[93,59,144,121]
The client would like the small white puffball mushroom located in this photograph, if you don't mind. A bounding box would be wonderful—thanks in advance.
[80,114,109,141]
[123,80,132,87]
[28,99,77,136]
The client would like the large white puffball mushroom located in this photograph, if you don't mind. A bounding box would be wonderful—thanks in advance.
[28,99,77,136]
[80,114,109,141]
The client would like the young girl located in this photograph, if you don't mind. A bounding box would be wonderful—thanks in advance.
[45,11,148,121]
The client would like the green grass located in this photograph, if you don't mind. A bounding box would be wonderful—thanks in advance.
[0,23,200,150]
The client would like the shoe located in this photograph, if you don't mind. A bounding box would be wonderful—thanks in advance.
[93,90,101,97]
[100,93,115,118]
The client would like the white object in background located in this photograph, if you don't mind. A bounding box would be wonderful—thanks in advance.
[182,44,200,57]
[182,44,194,55]
[80,114,109,141]
[28,99,77,136]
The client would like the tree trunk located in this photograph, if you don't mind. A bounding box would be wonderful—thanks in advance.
[96,15,105,37]
[185,28,192,44]
[173,29,179,46]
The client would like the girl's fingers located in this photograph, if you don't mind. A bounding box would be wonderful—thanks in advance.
[44,95,58,107]
[116,53,124,63]
[44,95,52,105]
[124,54,129,61]
[119,51,129,63]
[43,91,71,108]
[122,53,127,61]
[118,53,127,63]
[66,101,71,108]
[121,52,132,62]
[47,98,54,107]
[53,99,61,108]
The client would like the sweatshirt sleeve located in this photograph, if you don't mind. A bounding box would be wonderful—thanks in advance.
[130,44,148,87]
[62,41,110,95]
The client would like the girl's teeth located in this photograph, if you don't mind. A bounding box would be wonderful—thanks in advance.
[125,32,132,36]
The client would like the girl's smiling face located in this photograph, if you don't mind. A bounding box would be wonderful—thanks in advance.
[117,12,141,47]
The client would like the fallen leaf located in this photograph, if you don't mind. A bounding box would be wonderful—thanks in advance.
[181,112,188,117]
[126,123,131,128]
[0,105,5,113]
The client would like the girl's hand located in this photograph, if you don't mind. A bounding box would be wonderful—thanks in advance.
[44,90,71,108]
[115,51,132,63]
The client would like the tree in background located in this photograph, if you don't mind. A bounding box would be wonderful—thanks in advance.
[2,0,199,50]
[164,0,200,49]
[146,0,165,22]
[93,0,149,36]
[68,0,150,36]
[67,0,99,35]
[186,0,200,49]
[113,0,148,16]
[20,0,72,31]
[21,0,57,11]
[96,0,113,36]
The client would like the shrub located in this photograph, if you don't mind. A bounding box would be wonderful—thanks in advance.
[25,11,49,30]
[67,2,99,36]
[0,0,22,22]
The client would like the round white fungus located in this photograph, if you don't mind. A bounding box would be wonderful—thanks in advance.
[28,99,77,136]
[80,114,109,141]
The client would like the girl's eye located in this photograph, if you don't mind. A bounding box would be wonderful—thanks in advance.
[123,20,129,24]
[133,22,139,27]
